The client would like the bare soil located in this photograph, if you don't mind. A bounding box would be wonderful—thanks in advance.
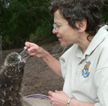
[0,41,67,97]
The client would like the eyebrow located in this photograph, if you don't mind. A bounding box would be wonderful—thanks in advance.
[54,22,61,25]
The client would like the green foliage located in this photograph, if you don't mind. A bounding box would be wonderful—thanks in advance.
[0,0,54,49]
[30,17,53,42]
[101,0,108,22]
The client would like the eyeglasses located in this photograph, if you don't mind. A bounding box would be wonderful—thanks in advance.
[53,24,61,31]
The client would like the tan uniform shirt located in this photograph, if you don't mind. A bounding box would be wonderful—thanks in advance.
[60,25,108,106]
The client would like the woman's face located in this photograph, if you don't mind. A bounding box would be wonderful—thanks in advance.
[53,10,80,47]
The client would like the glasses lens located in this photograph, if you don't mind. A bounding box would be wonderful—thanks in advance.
[53,24,57,31]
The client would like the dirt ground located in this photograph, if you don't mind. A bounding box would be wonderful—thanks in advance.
[0,41,71,97]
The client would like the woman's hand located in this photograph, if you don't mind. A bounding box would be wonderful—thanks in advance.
[25,41,47,58]
[25,41,62,77]
[48,90,70,106]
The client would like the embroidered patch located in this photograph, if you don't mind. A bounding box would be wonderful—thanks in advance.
[82,61,91,78]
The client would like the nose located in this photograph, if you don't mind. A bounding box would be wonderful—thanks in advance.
[52,28,58,34]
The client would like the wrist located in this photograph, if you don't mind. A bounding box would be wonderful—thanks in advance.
[67,97,73,106]
[41,50,49,59]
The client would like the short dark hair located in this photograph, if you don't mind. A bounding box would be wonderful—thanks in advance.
[49,0,103,40]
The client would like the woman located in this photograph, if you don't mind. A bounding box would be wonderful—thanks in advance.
[24,0,108,106]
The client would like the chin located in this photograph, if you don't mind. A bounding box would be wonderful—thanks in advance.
[60,42,67,47]
[60,41,72,47]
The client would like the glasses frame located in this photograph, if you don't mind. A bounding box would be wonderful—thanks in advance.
[53,24,58,31]
[53,22,68,31]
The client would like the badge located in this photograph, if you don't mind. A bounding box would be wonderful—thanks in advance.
[82,61,91,78]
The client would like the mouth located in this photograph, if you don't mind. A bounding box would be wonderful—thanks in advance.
[57,37,62,41]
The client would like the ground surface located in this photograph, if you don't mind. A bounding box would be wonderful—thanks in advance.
[0,41,71,97]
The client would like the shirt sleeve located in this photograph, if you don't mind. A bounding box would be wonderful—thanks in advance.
[94,46,108,106]
[59,56,66,79]
[59,45,74,80]
[94,102,101,106]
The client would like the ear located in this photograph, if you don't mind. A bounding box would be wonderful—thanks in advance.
[76,19,87,32]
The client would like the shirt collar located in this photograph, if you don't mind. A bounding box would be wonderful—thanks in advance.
[85,25,108,55]
[76,25,108,59]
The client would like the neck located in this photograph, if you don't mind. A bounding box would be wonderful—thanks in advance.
[77,33,94,53]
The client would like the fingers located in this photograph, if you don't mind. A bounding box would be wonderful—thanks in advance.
[48,90,59,103]
[48,90,60,98]
[48,90,54,96]
[52,102,58,106]
[49,90,68,106]
[24,42,39,56]
[48,90,70,106]
[25,41,39,48]
[25,41,32,48]
[48,90,56,102]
